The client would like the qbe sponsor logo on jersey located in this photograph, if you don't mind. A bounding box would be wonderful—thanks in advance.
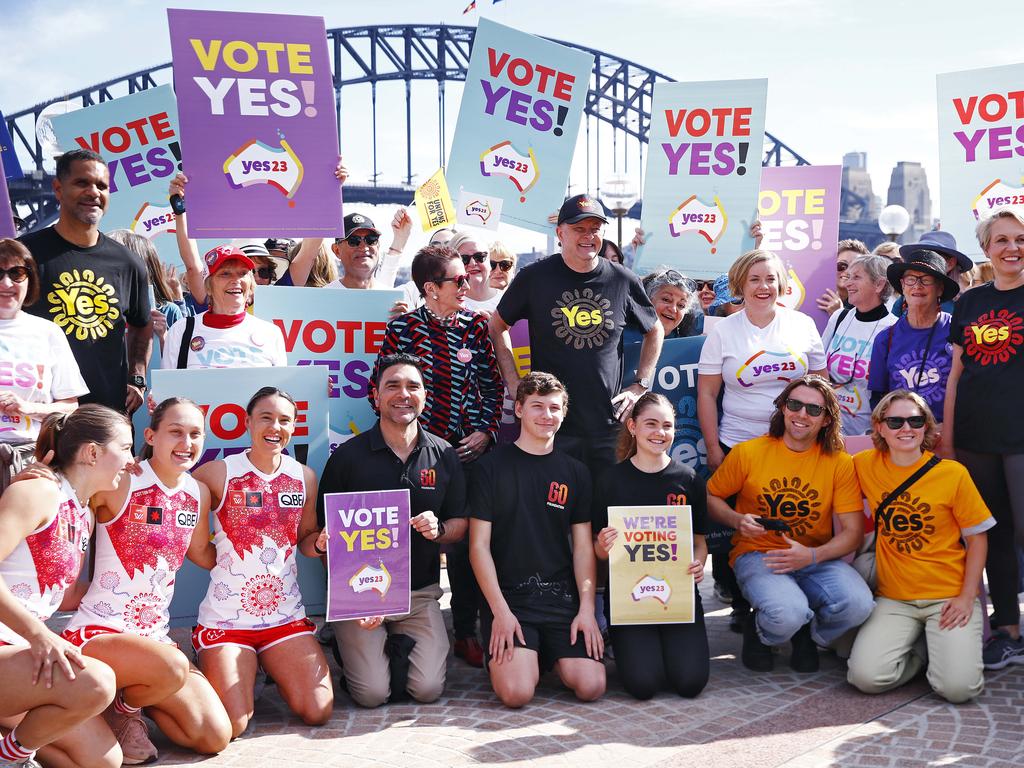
[176,510,199,528]
[278,492,304,508]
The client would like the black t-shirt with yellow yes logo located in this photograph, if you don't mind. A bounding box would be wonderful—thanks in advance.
[496,255,657,439]
[20,227,151,412]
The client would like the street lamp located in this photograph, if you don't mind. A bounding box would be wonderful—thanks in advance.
[601,174,640,250]
[878,204,911,243]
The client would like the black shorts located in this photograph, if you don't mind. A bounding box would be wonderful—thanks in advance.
[481,594,591,669]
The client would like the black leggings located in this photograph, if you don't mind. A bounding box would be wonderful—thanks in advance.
[609,594,709,700]
[955,449,1024,628]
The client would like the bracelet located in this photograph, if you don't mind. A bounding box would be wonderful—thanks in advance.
[313,540,327,556]
[388,246,402,255]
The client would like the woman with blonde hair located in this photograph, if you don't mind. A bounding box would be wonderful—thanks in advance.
[849,390,991,703]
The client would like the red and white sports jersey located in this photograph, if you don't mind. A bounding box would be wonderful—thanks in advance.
[0,477,91,646]
[198,451,308,629]
[64,461,201,642]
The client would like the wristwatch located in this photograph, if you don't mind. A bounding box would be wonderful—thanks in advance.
[129,375,147,389]
[635,376,651,390]
[435,519,447,540]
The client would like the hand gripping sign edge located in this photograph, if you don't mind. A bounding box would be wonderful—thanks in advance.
[223,137,305,200]
[479,140,540,202]
[668,194,728,253]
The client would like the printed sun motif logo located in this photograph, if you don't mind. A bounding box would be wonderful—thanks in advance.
[47,269,120,341]
[756,475,822,538]
[963,309,1024,366]
[877,489,935,554]
[241,574,285,617]
[124,592,163,633]
[550,288,613,349]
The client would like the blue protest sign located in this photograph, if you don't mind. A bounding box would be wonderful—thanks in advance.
[637,79,768,277]
[446,19,594,235]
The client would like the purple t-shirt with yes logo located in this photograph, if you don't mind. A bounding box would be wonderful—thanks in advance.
[868,312,952,422]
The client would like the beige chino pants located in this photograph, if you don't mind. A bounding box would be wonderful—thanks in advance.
[847,596,984,704]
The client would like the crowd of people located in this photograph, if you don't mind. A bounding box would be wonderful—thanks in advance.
[0,145,1022,767]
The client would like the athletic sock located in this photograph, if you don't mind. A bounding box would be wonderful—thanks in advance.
[113,690,141,716]
[0,729,36,762]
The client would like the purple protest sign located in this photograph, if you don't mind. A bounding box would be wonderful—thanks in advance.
[324,489,411,621]
[758,165,842,333]
[0,155,14,238]
[167,9,342,239]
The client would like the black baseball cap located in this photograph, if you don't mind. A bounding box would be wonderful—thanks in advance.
[557,194,608,225]
[342,213,380,238]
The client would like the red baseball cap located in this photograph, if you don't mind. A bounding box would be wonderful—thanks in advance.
[203,245,255,276]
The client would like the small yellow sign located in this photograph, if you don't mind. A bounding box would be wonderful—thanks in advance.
[608,505,695,625]
[414,168,456,232]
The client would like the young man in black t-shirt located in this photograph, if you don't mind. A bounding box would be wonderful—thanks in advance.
[488,194,662,476]
[469,371,605,708]
[18,149,152,414]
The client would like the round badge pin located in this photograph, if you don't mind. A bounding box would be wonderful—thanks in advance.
[190,336,205,351]
[456,348,473,363]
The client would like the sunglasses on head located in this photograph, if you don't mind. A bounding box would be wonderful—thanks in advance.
[490,259,514,272]
[694,279,714,291]
[785,398,825,417]
[460,252,488,265]
[436,274,470,288]
[341,233,380,247]
[0,265,30,283]
[882,415,926,430]
[255,267,275,280]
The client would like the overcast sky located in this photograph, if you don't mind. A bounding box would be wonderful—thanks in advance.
[3,0,1018,252]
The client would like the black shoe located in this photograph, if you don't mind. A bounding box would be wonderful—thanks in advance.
[742,614,773,671]
[729,607,749,634]
[789,623,819,673]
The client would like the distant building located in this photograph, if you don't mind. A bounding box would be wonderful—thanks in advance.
[887,161,932,243]
[841,152,881,223]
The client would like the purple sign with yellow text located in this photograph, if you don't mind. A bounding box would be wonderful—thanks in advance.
[167,9,342,238]
[757,165,842,333]
[325,490,412,621]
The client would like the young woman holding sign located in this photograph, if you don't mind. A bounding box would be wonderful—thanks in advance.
[593,393,710,700]
[190,387,332,738]
[61,398,231,763]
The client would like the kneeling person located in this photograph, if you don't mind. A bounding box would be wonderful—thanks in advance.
[470,372,605,708]
[707,375,874,672]
[318,354,467,707]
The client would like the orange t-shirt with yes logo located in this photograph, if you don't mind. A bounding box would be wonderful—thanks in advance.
[707,436,863,567]
[852,449,994,601]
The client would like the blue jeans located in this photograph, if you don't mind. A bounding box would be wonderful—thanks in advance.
[734,551,874,646]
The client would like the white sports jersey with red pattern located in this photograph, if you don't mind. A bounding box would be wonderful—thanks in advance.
[0,477,91,645]
[64,461,201,643]
[198,451,308,629]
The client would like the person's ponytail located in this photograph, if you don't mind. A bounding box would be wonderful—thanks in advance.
[35,406,130,471]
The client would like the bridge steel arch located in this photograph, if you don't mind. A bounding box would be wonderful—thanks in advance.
[5,24,810,229]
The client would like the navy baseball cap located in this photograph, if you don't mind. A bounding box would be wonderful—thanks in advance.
[557,194,609,225]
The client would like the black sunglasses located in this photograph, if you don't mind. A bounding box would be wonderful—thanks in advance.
[436,274,470,288]
[785,398,825,417]
[460,252,488,265]
[836,262,849,273]
[255,267,275,280]
[694,279,714,291]
[0,266,31,283]
[490,260,514,272]
[882,415,926,430]
[341,233,380,247]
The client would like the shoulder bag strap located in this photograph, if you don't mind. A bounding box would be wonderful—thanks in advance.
[176,315,196,370]
[873,454,941,528]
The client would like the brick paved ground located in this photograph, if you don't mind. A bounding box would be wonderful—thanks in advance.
[144,576,1023,768]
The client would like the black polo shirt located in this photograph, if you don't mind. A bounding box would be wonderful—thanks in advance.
[318,422,466,590]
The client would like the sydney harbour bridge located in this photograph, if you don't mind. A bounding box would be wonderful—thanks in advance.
[6,24,842,237]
